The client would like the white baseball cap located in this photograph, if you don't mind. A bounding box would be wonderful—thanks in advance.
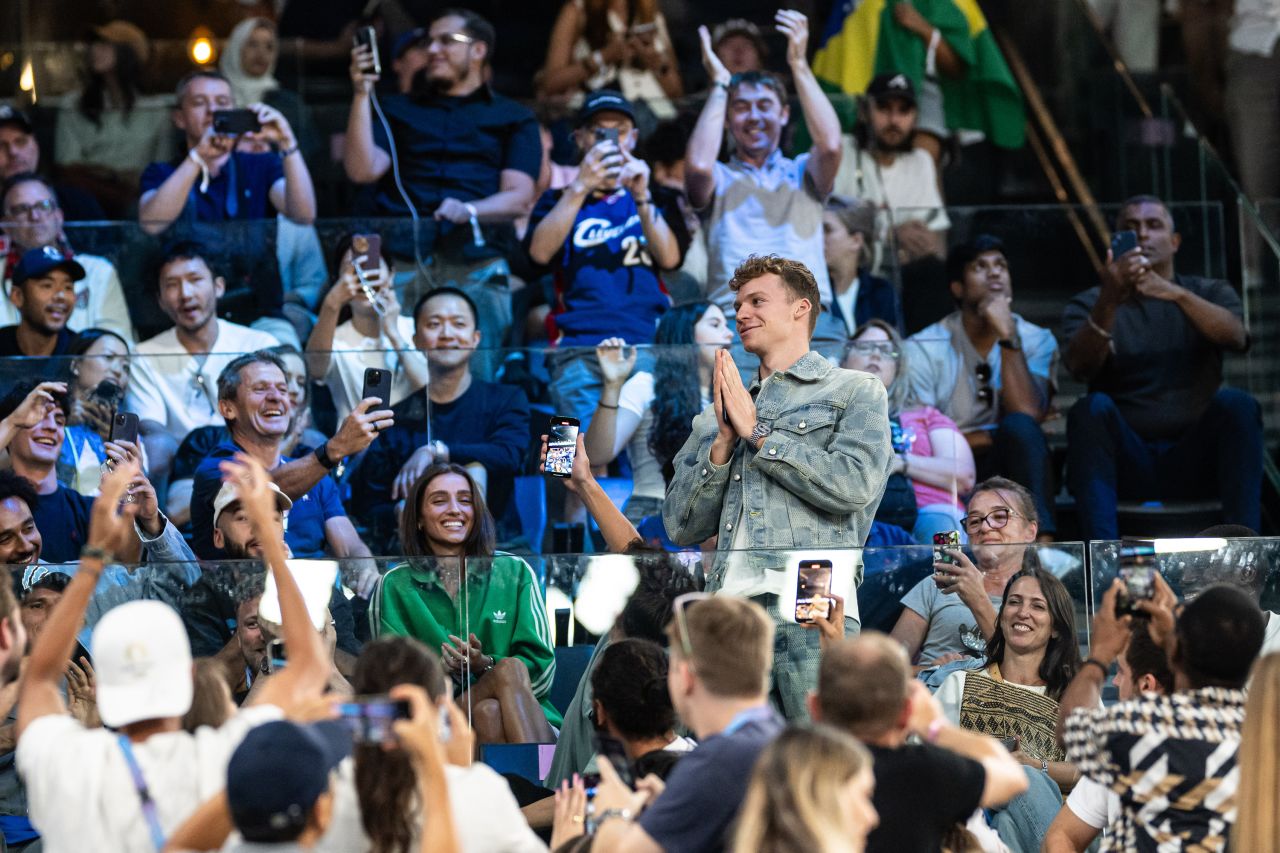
[92,601,193,728]
[212,479,293,528]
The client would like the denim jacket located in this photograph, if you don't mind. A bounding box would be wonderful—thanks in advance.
[663,351,894,591]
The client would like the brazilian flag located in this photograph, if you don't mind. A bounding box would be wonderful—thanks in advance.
[812,0,1025,149]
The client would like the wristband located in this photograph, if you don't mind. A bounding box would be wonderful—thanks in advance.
[598,402,619,410]
[997,336,1022,351]
[464,203,486,248]
[80,545,113,565]
[188,148,211,193]
[925,717,945,743]
[597,808,634,824]
[433,440,449,462]
[280,143,300,158]
[1086,315,1113,340]
[1082,657,1110,678]
[1041,758,1050,774]
[314,442,339,470]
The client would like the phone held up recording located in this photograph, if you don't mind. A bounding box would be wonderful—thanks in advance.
[546,416,579,478]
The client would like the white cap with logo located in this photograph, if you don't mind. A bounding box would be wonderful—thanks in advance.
[92,600,194,728]
[212,478,293,528]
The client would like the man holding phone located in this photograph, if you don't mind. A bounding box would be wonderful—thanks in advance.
[1061,195,1258,541]
[663,254,893,720]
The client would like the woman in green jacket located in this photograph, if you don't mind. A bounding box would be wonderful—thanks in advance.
[370,462,559,742]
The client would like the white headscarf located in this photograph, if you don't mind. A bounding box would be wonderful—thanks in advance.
[220,17,279,106]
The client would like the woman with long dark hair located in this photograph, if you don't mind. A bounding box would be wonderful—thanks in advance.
[369,464,559,743]
[585,301,733,526]
[60,328,138,494]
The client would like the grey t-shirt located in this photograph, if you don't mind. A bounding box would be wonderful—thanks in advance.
[901,575,1002,664]
[1060,274,1243,439]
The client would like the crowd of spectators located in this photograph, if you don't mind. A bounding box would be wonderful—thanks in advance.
[0,2,1276,851]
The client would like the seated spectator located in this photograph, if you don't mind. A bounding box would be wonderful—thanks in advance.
[349,288,529,548]
[0,106,105,221]
[2,175,135,339]
[528,90,689,429]
[188,351,380,577]
[585,301,733,527]
[890,477,1038,669]
[127,242,281,481]
[836,73,949,333]
[538,0,683,126]
[731,727,878,853]
[305,236,428,423]
[54,21,173,218]
[0,247,80,362]
[316,635,544,853]
[370,463,559,740]
[812,632,1027,852]
[844,320,975,543]
[1043,621,1173,853]
[1234,652,1280,851]
[1062,578,1265,851]
[1177,525,1280,656]
[711,18,768,76]
[933,567,1083,851]
[267,343,327,456]
[824,196,903,334]
[344,9,542,379]
[219,17,318,160]
[1061,195,1257,541]
[61,328,136,495]
[0,535,25,687]
[14,455,330,850]
[392,28,430,94]
[907,235,1059,537]
[218,573,272,704]
[138,69,316,235]
[686,15,842,326]
[591,638,696,781]
[587,595,783,852]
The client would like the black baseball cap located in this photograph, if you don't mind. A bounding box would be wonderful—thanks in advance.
[13,247,86,287]
[392,28,427,59]
[227,720,353,841]
[0,106,33,134]
[578,89,635,126]
[867,72,917,107]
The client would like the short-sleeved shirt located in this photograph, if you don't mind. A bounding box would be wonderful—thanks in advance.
[638,707,783,853]
[31,484,94,564]
[906,311,1059,432]
[527,185,689,348]
[704,150,832,314]
[1059,275,1243,439]
[616,371,711,502]
[140,151,283,222]
[323,317,427,423]
[897,405,965,510]
[0,326,74,359]
[865,743,986,853]
[1065,775,1120,831]
[900,574,1002,664]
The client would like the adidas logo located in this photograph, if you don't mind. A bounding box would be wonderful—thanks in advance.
[492,610,508,624]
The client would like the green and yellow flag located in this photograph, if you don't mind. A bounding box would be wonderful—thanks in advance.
[812,0,1025,149]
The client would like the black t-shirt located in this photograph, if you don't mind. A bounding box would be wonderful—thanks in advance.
[865,742,986,853]
[0,326,74,358]
[1060,275,1244,439]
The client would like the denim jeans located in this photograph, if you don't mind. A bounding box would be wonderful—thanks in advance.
[974,412,1056,536]
[1066,389,1263,541]
[989,766,1064,853]
[755,593,859,721]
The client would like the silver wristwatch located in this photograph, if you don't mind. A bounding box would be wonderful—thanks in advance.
[749,421,772,448]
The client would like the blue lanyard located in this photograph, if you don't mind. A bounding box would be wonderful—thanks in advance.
[116,735,166,851]
[721,706,772,737]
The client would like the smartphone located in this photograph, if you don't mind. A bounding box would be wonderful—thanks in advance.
[361,367,392,407]
[593,732,636,788]
[593,126,621,145]
[267,638,287,671]
[546,416,580,478]
[93,380,123,407]
[336,694,411,743]
[110,411,139,446]
[1116,565,1157,616]
[354,25,382,75]
[212,109,262,136]
[1110,230,1139,258]
[933,531,961,566]
[351,233,382,275]
[794,559,833,624]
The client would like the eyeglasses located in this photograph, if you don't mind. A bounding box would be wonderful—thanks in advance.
[672,592,712,662]
[848,341,899,360]
[962,507,1022,534]
[974,362,994,406]
[6,199,57,220]
[428,32,475,48]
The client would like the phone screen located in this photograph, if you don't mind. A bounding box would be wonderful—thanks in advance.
[336,695,411,743]
[268,639,287,671]
[933,531,961,565]
[546,417,579,478]
[794,560,833,623]
[361,368,391,407]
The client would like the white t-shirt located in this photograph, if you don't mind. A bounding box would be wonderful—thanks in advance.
[17,705,282,853]
[317,758,547,853]
[1065,775,1120,830]
[323,318,428,423]
[617,372,710,503]
[836,144,951,232]
[125,319,280,435]
[935,669,1049,725]
[1,253,135,341]
[1262,610,1280,656]
[833,278,861,336]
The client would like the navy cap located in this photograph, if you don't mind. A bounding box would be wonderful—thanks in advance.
[0,106,33,134]
[578,89,635,126]
[13,247,86,287]
[227,720,353,841]
[867,72,916,107]
[392,28,427,59]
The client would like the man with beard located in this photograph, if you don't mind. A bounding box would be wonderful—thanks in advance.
[906,235,1060,538]
[343,8,542,378]
[836,73,950,333]
[686,11,842,324]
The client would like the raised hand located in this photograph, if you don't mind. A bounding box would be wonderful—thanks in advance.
[539,432,595,494]
[775,9,811,68]
[350,44,380,94]
[328,398,395,458]
[716,348,758,442]
[4,382,66,430]
[576,141,625,194]
[698,25,732,87]
[595,337,637,388]
[248,102,297,151]
[88,457,142,557]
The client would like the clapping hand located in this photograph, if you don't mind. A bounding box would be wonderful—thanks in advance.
[698,25,731,87]
[775,10,810,69]
[596,338,637,389]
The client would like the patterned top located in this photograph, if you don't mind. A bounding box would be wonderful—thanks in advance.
[1063,687,1247,852]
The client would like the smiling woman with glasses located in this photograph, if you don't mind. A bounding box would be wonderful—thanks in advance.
[843,320,976,545]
